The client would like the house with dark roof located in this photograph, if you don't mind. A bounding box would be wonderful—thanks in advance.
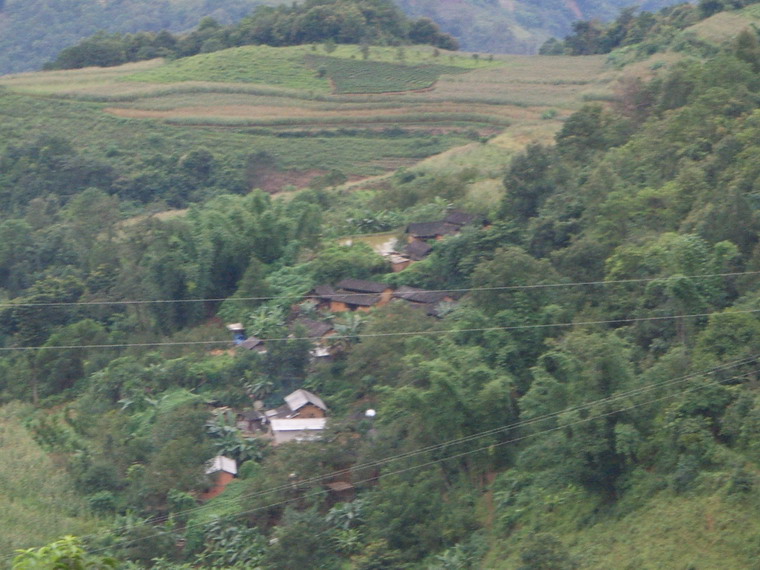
[406,221,459,243]
[310,279,392,312]
[237,336,266,353]
[404,240,433,261]
[393,286,455,316]
[291,318,336,358]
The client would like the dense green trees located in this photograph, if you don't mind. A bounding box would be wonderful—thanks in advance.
[46,0,459,70]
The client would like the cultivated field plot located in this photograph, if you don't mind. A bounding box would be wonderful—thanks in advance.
[0,45,616,189]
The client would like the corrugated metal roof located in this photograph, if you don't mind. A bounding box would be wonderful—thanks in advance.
[270,418,327,432]
[285,389,327,412]
[205,455,237,475]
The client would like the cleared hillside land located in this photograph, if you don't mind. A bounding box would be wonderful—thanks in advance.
[0,45,616,184]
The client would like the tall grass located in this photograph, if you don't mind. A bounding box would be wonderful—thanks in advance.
[0,403,97,558]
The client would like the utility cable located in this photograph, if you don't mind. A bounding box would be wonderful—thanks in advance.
[2,306,760,352]
[0,269,756,309]
[11,353,753,559]
[68,360,756,560]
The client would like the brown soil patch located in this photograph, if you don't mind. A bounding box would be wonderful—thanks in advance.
[255,167,327,193]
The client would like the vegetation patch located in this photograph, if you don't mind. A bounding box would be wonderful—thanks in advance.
[124,46,332,92]
[306,54,468,94]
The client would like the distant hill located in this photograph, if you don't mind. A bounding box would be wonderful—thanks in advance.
[396,0,688,54]
[0,0,291,75]
[0,0,691,75]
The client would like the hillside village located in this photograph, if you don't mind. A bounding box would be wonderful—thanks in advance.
[5,0,760,567]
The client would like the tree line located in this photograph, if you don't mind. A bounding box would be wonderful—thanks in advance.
[45,0,458,70]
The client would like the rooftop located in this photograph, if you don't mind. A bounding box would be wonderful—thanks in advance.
[205,455,237,475]
[406,221,459,238]
[394,286,451,304]
[270,417,327,432]
[335,278,389,293]
[285,389,328,412]
[404,240,433,261]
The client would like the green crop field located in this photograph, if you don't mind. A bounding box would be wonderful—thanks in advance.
[305,54,467,94]
[124,46,333,92]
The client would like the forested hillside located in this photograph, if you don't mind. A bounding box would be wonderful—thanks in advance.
[5,1,760,568]
[0,0,286,74]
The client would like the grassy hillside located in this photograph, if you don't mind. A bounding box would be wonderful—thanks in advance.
[0,404,96,557]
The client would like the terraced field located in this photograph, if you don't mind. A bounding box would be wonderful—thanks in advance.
[0,44,617,190]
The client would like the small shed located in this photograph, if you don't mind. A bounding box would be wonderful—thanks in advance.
[237,409,266,433]
[202,455,237,500]
[325,481,356,502]
[226,323,247,345]
[270,418,327,444]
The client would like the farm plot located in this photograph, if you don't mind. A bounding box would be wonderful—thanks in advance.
[305,55,469,94]
[124,46,332,92]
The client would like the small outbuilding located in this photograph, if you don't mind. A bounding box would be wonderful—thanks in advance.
[202,455,237,500]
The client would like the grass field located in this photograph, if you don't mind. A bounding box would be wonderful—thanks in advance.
[0,404,97,557]
[689,6,760,44]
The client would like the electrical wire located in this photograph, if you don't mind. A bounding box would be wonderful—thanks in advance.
[2,306,760,352]
[8,353,755,560]
[0,269,756,309]
[68,359,757,560]
[89,353,760,528]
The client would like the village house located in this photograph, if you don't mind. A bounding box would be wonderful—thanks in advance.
[270,417,327,444]
[405,209,488,245]
[291,318,335,358]
[264,388,328,421]
[393,285,455,316]
[310,278,392,312]
[405,220,459,243]
[263,389,329,444]
[202,455,237,500]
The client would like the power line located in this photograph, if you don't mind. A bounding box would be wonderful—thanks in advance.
[69,358,756,561]
[106,354,760,526]
[11,353,754,560]
[2,306,759,352]
[0,269,756,309]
